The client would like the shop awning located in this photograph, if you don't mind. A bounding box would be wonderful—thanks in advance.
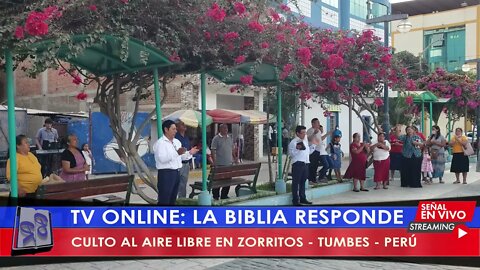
[207,109,270,124]
[0,105,88,118]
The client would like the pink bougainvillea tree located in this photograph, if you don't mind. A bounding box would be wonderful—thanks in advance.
[415,68,480,127]
[0,0,319,203]
[0,0,411,202]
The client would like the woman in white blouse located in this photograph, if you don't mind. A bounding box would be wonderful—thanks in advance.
[371,133,391,190]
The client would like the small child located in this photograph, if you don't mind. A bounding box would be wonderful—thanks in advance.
[81,143,94,179]
[421,148,433,184]
[327,135,344,183]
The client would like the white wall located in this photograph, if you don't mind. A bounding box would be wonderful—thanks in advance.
[197,82,265,160]
[217,94,245,109]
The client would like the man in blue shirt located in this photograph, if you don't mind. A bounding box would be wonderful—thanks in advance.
[175,121,198,198]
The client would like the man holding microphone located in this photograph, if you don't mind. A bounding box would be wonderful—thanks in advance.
[153,120,198,205]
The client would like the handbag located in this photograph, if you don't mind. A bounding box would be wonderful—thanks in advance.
[463,143,475,156]
[431,148,439,160]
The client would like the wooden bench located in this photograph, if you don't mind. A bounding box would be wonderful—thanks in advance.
[36,175,134,205]
[189,163,261,199]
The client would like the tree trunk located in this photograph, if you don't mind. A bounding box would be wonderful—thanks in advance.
[94,75,172,205]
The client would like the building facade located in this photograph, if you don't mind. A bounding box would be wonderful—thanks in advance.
[391,2,478,135]
[392,4,477,73]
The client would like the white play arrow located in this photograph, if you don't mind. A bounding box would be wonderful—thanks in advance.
[458,228,467,239]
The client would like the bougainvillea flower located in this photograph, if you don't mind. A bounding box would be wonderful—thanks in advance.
[248,21,264,33]
[235,55,246,64]
[279,4,291,12]
[223,32,239,41]
[406,95,414,105]
[326,54,343,69]
[374,98,384,107]
[406,79,416,91]
[76,92,88,100]
[240,75,253,85]
[454,87,462,97]
[352,85,360,95]
[72,75,83,85]
[25,11,49,36]
[14,26,24,39]
[234,2,246,15]
[297,47,312,67]
[207,3,226,22]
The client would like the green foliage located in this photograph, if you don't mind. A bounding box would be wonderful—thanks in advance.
[416,68,479,121]
[392,50,428,81]
[378,96,417,127]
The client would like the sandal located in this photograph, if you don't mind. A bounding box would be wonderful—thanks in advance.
[360,188,369,192]
[353,189,360,192]
[463,181,467,184]
[383,186,388,189]
[453,181,461,184]
[374,187,380,190]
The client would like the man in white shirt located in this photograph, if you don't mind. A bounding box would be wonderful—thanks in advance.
[307,118,333,183]
[153,120,196,205]
[288,125,313,206]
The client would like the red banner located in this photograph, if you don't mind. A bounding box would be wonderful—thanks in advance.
[0,227,478,257]
[415,201,476,222]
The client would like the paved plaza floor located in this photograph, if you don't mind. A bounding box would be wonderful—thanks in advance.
[2,258,480,270]
[312,163,480,205]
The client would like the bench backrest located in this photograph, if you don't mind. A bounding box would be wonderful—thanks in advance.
[36,175,134,201]
[210,163,261,181]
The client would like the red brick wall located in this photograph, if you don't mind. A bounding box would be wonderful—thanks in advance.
[47,67,80,94]
[15,62,42,97]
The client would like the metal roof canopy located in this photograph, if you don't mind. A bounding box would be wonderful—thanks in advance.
[411,91,438,103]
[208,62,296,85]
[0,105,88,118]
[32,34,176,76]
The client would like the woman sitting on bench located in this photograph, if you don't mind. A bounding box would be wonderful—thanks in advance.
[6,134,43,197]
[59,134,90,182]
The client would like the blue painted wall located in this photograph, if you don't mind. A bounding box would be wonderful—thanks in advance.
[68,112,155,174]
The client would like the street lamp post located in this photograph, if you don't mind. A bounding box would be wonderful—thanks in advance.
[463,59,480,172]
[365,0,410,139]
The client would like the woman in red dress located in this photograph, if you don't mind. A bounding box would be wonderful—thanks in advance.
[344,133,370,192]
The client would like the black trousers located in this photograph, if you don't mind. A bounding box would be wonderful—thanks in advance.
[292,161,308,204]
[212,186,230,200]
[157,169,180,205]
[308,151,320,182]
[39,154,53,178]
[400,155,422,188]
